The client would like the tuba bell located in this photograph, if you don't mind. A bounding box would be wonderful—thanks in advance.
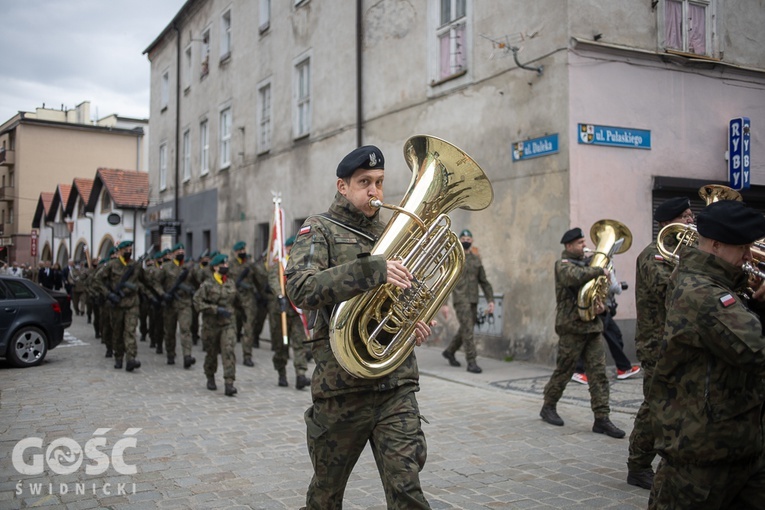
[577,220,632,322]
[698,184,742,204]
[329,135,494,379]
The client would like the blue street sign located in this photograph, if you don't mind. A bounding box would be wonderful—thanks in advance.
[578,124,651,149]
[512,134,559,162]
[728,117,751,190]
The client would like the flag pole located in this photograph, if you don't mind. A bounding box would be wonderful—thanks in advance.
[272,192,289,347]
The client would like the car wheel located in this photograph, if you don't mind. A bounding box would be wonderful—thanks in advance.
[8,326,48,367]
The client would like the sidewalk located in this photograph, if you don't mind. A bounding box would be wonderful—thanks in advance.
[0,315,650,509]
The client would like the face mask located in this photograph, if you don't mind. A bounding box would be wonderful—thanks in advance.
[238,253,248,261]
[218,267,229,276]
[175,254,185,263]
[123,251,133,260]
[200,261,209,267]
[461,242,472,250]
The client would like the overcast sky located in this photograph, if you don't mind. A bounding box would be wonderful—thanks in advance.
[0,0,188,123]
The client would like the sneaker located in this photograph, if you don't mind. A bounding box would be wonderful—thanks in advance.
[617,365,642,380]
[571,373,588,385]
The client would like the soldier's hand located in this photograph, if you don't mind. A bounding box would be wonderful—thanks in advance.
[107,292,120,305]
[216,306,232,318]
[487,302,495,315]
[162,293,173,303]
[412,320,435,346]
[386,260,412,289]
[594,299,607,315]
[278,295,289,313]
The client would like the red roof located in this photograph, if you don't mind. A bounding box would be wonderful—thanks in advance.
[96,168,149,208]
[57,184,72,208]
[73,178,94,205]
[40,192,55,215]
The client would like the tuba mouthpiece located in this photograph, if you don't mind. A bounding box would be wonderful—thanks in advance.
[369,198,383,208]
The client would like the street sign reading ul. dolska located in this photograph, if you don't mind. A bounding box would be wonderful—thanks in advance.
[728,117,751,190]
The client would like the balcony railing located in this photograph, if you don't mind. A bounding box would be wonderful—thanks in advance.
[0,148,14,166]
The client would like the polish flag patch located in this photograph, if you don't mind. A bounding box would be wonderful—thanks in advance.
[561,259,569,263]
[719,294,736,308]
[654,254,665,262]
[299,225,311,236]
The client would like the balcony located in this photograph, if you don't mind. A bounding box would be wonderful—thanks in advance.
[0,148,14,166]
[0,186,14,201]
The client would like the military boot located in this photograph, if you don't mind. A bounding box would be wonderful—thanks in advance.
[243,357,254,367]
[125,359,141,372]
[278,375,288,387]
[167,355,175,365]
[442,350,460,367]
[105,347,113,358]
[295,375,310,390]
[155,344,163,354]
[466,362,483,374]
[592,417,626,438]
[540,405,564,426]
[114,358,123,369]
[224,383,238,396]
[627,468,654,490]
[184,355,196,369]
[206,376,217,391]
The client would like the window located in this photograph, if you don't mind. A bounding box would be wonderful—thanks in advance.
[159,143,167,190]
[184,45,192,91]
[161,69,170,110]
[101,190,111,212]
[77,200,85,218]
[200,119,209,175]
[6,279,35,299]
[220,10,232,59]
[294,58,311,138]
[182,129,191,182]
[437,0,467,80]
[219,107,232,169]
[258,82,272,153]
[201,28,211,78]
[259,0,271,32]
[662,0,713,56]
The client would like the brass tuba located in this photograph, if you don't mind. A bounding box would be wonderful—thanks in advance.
[330,135,494,379]
[577,220,632,322]
[698,184,742,204]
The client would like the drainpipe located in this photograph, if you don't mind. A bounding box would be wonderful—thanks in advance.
[173,22,182,242]
[356,0,363,147]
[85,212,94,263]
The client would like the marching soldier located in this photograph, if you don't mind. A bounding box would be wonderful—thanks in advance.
[539,227,626,438]
[146,251,166,353]
[229,241,264,367]
[96,248,118,354]
[193,253,239,396]
[158,243,196,368]
[441,229,495,373]
[96,241,151,371]
[648,200,765,508]
[251,251,270,349]
[190,250,212,347]
[268,236,310,389]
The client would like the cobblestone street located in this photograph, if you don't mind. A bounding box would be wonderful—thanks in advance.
[1,315,651,509]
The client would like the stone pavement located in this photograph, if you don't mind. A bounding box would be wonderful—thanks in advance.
[0,314,652,509]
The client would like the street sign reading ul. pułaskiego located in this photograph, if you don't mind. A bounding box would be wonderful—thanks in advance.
[728,117,751,190]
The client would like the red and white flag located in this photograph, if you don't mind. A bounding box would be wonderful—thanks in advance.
[267,194,286,269]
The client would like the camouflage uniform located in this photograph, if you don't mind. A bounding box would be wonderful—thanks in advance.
[193,274,238,386]
[268,259,308,384]
[286,192,429,510]
[444,250,494,365]
[158,259,195,362]
[628,241,673,474]
[229,253,263,364]
[96,256,150,366]
[542,249,611,418]
[145,257,165,351]
[648,246,765,509]
[190,260,212,347]
[70,265,85,315]
[251,257,270,348]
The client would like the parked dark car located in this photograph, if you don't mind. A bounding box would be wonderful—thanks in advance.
[0,276,72,367]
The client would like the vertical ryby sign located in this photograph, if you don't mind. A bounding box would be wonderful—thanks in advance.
[728,117,751,190]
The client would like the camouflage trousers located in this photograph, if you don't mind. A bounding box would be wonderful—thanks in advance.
[100,305,113,350]
[164,301,193,358]
[139,297,149,338]
[628,358,657,472]
[149,306,164,348]
[648,456,765,509]
[304,385,430,510]
[445,302,478,363]
[202,319,236,384]
[252,300,268,342]
[269,310,308,377]
[111,305,139,362]
[543,332,610,418]
[236,294,257,361]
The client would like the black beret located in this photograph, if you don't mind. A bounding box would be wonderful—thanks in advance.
[336,145,385,178]
[696,201,765,245]
[560,227,584,244]
[654,197,691,222]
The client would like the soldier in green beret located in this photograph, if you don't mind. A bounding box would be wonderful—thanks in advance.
[441,229,495,373]
[228,241,265,367]
[627,196,694,490]
[193,254,239,395]
[157,243,196,368]
[648,200,765,509]
[286,144,434,509]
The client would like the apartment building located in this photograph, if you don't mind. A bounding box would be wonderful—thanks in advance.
[0,101,147,266]
[145,0,765,364]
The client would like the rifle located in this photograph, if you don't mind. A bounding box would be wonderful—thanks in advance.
[235,266,252,290]
[163,267,190,303]
[106,262,137,305]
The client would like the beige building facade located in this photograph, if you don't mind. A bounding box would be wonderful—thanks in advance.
[145,0,765,364]
[0,102,147,266]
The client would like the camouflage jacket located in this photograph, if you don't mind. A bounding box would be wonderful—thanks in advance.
[554,249,604,335]
[193,275,239,327]
[228,255,263,302]
[157,259,194,304]
[634,241,674,364]
[95,257,150,309]
[286,191,419,399]
[268,259,299,317]
[650,246,765,466]
[190,262,212,289]
[452,250,494,305]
